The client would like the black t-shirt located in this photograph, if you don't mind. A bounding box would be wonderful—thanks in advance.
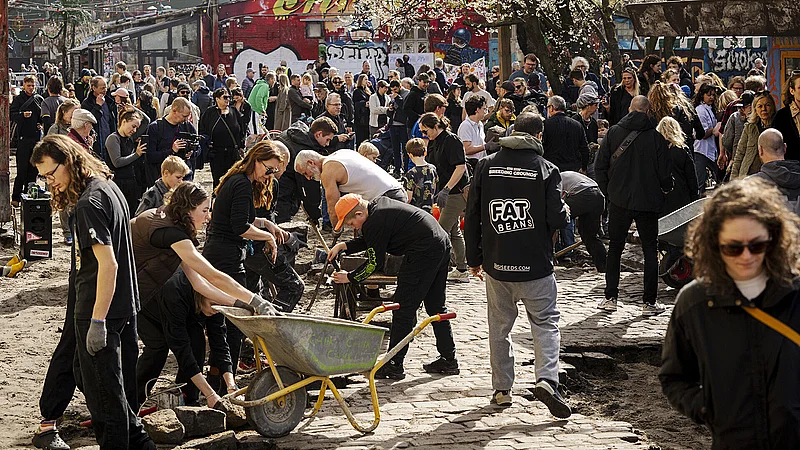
[150,226,191,249]
[207,173,254,242]
[426,129,469,194]
[72,177,138,320]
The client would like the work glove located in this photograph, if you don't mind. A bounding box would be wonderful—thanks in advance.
[233,299,256,314]
[435,187,451,210]
[250,294,281,316]
[86,320,107,356]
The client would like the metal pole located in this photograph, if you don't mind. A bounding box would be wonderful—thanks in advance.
[0,0,12,223]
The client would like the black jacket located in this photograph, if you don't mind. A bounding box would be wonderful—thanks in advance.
[465,132,568,282]
[81,91,118,142]
[595,111,673,212]
[773,106,800,161]
[663,145,699,216]
[288,85,312,123]
[320,111,352,152]
[403,85,427,126]
[542,112,589,172]
[751,159,800,202]
[660,279,800,449]
[332,87,354,126]
[607,85,633,126]
[10,91,44,138]
[274,122,329,221]
[353,87,371,126]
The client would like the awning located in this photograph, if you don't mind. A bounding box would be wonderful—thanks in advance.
[626,0,800,37]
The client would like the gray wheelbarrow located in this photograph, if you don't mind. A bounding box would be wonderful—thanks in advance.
[657,197,709,288]
[214,304,456,437]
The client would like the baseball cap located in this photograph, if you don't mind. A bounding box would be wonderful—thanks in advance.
[111,88,130,98]
[734,90,755,107]
[576,92,600,109]
[177,82,192,93]
[334,194,363,231]
[71,108,97,125]
[192,79,206,88]
[80,68,91,78]
[417,73,430,82]
[500,80,516,92]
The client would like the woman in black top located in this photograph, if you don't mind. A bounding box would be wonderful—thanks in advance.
[231,87,255,137]
[199,88,245,188]
[352,74,372,145]
[603,67,639,126]
[136,89,157,123]
[105,109,146,214]
[202,142,289,376]
[133,182,279,405]
[445,84,463,133]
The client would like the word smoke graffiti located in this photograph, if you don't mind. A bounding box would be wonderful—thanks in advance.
[708,48,768,74]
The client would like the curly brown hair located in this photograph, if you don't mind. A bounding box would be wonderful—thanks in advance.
[30,135,112,211]
[163,181,209,246]
[215,140,283,209]
[685,178,800,293]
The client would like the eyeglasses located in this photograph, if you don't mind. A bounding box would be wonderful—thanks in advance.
[221,95,230,100]
[329,103,342,107]
[38,163,61,182]
[333,81,343,85]
[718,239,772,257]
[515,85,524,89]
[261,161,278,175]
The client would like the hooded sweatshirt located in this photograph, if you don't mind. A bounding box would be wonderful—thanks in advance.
[751,159,800,203]
[464,132,568,282]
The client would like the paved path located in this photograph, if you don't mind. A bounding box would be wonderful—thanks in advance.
[213,267,678,449]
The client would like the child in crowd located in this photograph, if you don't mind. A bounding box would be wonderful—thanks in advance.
[358,141,381,163]
[597,118,609,143]
[134,155,191,216]
[402,138,438,212]
[300,73,315,103]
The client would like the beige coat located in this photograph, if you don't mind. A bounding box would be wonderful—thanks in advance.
[730,121,764,179]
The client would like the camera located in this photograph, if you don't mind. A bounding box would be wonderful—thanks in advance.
[176,131,200,158]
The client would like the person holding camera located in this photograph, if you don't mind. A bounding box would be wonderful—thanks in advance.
[200,88,246,189]
[144,97,198,186]
[105,109,147,214]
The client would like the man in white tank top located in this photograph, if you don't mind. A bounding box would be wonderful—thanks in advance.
[295,149,405,228]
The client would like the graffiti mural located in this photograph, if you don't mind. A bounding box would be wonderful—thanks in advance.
[232,46,315,77]
[258,0,354,18]
[429,20,489,66]
[707,48,768,75]
[325,44,389,79]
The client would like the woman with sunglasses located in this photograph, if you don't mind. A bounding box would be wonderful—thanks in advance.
[199,88,245,188]
[730,91,777,179]
[660,177,800,449]
[203,141,288,380]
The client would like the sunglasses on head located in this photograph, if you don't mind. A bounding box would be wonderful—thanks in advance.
[718,239,772,257]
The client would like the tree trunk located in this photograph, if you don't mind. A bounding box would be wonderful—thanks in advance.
[661,36,676,60]
[522,15,562,95]
[645,36,658,55]
[0,0,10,223]
[600,0,621,81]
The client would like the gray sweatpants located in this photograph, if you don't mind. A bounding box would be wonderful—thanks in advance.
[485,272,561,391]
[438,192,467,271]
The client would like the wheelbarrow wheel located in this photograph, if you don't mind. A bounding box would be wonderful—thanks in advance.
[245,366,307,437]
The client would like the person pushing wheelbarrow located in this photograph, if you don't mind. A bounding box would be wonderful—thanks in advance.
[327,194,459,380]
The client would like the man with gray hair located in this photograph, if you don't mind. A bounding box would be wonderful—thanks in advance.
[595,95,673,315]
[464,112,571,415]
[542,95,589,173]
[433,57,449,92]
[319,92,354,151]
[751,128,800,204]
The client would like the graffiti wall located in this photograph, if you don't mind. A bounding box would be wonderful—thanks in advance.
[325,42,389,79]
[706,47,768,77]
[232,46,315,78]
[429,19,489,66]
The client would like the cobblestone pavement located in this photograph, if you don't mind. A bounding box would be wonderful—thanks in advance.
[226,267,678,449]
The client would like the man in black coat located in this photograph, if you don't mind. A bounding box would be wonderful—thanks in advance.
[81,76,117,158]
[403,75,428,136]
[542,95,589,173]
[9,74,44,204]
[595,95,673,316]
[772,73,800,161]
[319,93,354,151]
[288,74,312,123]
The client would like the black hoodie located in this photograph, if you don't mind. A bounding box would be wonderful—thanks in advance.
[403,85,427,126]
[274,122,329,220]
[595,111,673,213]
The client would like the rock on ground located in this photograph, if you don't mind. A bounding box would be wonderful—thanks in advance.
[142,409,185,444]
[174,406,226,437]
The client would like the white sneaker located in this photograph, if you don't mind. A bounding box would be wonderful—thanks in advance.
[642,301,666,316]
[447,268,470,283]
[597,297,617,311]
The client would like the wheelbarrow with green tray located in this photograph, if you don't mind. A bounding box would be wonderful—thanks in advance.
[214,303,456,437]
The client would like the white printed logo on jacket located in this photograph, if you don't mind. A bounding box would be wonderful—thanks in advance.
[489,199,534,234]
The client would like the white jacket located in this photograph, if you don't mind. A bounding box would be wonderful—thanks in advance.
[368,92,391,128]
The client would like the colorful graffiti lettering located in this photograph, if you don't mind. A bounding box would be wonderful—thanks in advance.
[267,0,353,18]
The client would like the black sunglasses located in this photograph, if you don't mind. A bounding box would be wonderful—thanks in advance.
[221,95,230,100]
[718,239,772,257]
[420,129,428,136]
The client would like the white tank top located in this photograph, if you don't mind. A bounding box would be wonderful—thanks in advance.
[323,150,402,200]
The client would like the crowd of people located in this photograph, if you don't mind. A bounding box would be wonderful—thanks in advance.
[10,52,800,450]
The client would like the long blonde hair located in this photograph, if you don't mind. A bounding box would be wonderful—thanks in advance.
[748,91,777,126]
[656,116,687,149]
[716,89,737,113]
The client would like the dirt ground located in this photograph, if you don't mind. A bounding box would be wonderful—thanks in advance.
[0,159,710,449]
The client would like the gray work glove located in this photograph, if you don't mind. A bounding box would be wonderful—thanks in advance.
[435,186,451,210]
[87,320,107,356]
[250,294,281,316]
[233,299,256,314]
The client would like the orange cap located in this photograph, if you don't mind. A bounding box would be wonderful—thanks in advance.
[334,194,363,231]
